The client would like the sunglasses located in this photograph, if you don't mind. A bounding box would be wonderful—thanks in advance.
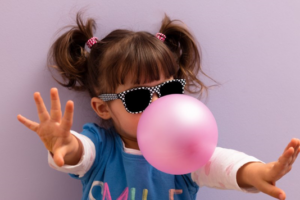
[98,79,186,114]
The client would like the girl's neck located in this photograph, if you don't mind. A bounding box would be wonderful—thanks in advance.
[120,136,140,150]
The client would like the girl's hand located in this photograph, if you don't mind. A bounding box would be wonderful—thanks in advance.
[237,138,300,200]
[17,88,82,167]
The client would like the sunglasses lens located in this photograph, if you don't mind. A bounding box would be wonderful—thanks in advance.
[160,81,184,96]
[125,89,151,113]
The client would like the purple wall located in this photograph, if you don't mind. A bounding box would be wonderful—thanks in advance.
[1,0,300,199]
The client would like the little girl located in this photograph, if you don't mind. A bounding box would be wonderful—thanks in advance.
[18,13,299,200]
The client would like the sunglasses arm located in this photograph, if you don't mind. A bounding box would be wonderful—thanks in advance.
[98,94,119,102]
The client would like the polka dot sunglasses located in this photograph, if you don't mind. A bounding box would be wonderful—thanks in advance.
[98,79,186,114]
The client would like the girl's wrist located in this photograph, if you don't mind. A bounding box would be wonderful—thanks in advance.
[237,162,262,188]
[64,134,83,165]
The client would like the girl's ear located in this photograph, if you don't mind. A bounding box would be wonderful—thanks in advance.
[91,97,111,120]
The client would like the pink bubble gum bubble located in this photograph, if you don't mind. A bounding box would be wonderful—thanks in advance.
[137,94,218,175]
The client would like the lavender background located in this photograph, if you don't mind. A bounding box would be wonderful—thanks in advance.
[1,0,300,199]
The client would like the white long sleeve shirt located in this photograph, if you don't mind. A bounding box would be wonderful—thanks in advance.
[48,131,260,193]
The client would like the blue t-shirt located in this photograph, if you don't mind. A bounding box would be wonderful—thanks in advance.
[70,123,199,200]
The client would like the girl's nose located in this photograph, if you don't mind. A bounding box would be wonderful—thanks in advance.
[151,93,159,102]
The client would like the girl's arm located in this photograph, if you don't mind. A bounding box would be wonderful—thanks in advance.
[192,147,261,193]
[236,138,300,200]
[17,88,83,166]
[48,130,95,177]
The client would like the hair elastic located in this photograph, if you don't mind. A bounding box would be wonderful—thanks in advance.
[156,33,166,42]
[86,37,98,49]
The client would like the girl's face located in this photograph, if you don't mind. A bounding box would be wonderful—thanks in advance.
[108,73,173,150]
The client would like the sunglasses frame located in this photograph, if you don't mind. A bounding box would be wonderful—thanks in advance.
[98,79,186,114]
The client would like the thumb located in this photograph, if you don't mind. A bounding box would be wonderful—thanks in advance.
[257,181,286,200]
[53,148,67,167]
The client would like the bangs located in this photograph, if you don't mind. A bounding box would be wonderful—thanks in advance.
[102,31,178,93]
[120,33,178,84]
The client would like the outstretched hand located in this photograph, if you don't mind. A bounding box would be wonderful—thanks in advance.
[237,138,300,200]
[17,88,81,166]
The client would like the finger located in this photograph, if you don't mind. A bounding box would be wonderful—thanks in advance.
[60,101,74,132]
[53,149,66,167]
[290,141,300,165]
[256,181,286,200]
[50,88,62,122]
[291,139,300,158]
[17,114,39,132]
[277,147,294,166]
[270,148,293,180]
[283,138,299,153]
[34,92,50,122]
[264,148,294,186]
[296,147,300,162]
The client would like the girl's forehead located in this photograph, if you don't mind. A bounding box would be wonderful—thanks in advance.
[116,73,173,93]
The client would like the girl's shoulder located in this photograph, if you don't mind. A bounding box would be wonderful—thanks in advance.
[81,122,119,145]
[82,122,105,133]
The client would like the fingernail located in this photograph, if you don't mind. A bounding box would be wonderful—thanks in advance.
[279,194,284,200]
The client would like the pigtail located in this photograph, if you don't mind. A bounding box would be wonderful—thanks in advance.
[48,12,96,91]
[159,15,216,97]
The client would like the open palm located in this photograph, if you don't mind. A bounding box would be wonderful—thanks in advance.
[17,88,75,166]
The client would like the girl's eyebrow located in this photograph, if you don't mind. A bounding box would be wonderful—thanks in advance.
[122,77,174,92]
[130,78,174,89]
[124,82,159,91]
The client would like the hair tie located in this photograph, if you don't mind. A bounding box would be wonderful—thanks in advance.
[156,33,166,42]
[86,37,98,49]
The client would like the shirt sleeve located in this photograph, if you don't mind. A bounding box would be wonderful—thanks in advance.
[48,130,96,178]
[191,147,262,193]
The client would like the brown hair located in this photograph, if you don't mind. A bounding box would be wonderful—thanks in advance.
[48,13,216,99]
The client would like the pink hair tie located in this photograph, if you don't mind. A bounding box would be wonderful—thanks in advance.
[156,33,166,42]
[86,37,98,49]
